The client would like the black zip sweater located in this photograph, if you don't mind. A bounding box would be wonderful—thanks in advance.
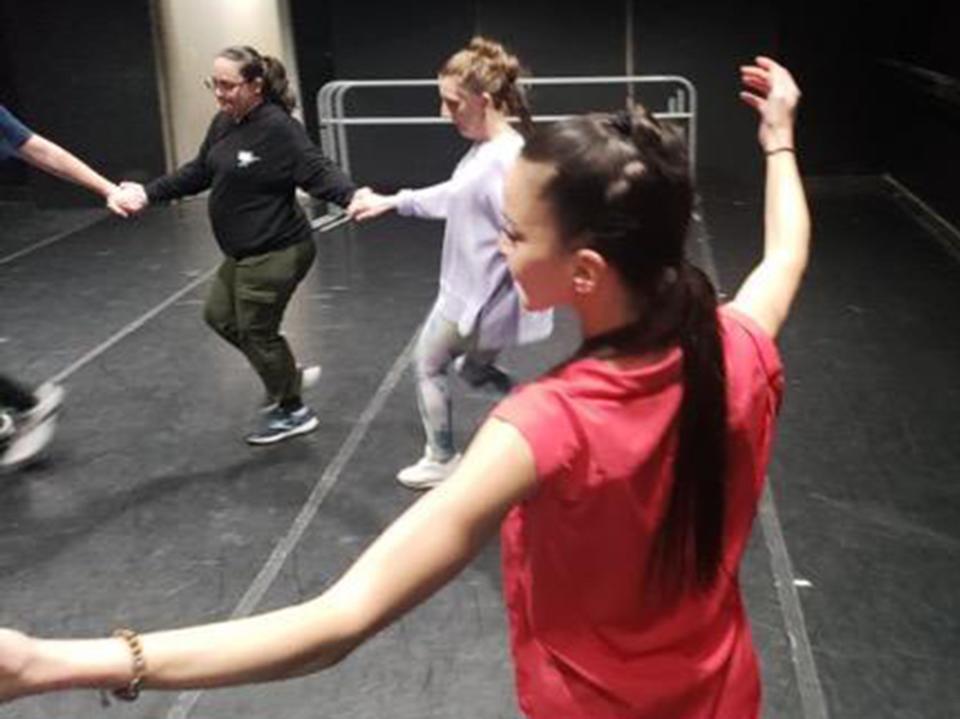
[146,102,356,259]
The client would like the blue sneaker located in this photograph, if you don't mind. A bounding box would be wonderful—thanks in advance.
[245,405,319,445]
[260,365,322,413]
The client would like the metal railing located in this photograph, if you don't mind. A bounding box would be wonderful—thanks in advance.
[316,75,697,178]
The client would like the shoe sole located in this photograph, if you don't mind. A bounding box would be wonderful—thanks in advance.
[0,415,58,471]
[395,475,445,490]
[26,384,66,425]
[245,415,319,446]
[395,454,461,489]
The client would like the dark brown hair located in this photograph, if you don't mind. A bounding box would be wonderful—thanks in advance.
[219,45,297,114]
[523,109,728,593]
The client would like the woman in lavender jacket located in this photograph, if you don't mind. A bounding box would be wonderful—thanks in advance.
[351,37,552,488]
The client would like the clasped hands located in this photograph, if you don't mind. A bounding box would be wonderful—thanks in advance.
[346,186,397,222]
[105,182,148,218]
[106,183,393,222]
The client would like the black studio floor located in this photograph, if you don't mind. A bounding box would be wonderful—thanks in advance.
[1,175,958,718]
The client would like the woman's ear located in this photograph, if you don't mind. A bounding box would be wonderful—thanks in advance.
[571,248,608,296]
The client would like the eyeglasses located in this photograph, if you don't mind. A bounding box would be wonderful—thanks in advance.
[203,77,249,93]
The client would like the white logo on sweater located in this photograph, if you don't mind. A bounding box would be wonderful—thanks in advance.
[237,150,261,168]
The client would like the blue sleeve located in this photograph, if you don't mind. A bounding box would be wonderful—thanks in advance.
[0,105,34,160]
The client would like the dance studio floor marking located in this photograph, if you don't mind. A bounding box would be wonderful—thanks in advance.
[163,326,420,719]
[0,210,107,267]
[8,217,424,716]
[759,485,830,719]
[46,267,219,385]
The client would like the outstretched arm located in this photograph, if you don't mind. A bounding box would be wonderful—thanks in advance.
[18,134,117,199]
[346,188,400,221]
[728,56,811,338]
[17,134,134,217]
[0,418,536,700]
[393,181,454,220]
[347,180,456,223]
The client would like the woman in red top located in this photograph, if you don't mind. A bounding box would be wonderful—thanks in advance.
[0,57,808,718]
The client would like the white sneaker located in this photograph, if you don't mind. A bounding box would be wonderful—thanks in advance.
[23,382,65,425]
[0,414,57,471]
[396,452,461,490]
[0,412,14,446]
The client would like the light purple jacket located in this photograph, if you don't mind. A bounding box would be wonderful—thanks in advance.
[396,130,553,350]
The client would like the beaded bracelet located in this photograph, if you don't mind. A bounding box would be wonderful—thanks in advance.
[765,147,795,157]
[112,628,146,702]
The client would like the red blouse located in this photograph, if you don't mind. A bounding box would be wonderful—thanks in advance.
[493,307,784,718]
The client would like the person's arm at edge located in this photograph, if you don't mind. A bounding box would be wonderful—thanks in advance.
[18,134,119,202]
[6,418,536,696]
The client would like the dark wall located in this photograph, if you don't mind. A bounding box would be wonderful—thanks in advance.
[885,64,960,228]
[630,0,778,190]
[778,2,890,176]
[478,0,635,138]
[288,1,335,143]
[292,0,477,189]
[1,0,949,220]
[873,1,958,227]
[778,0,957,223]
[294,0,701,189]
[0,12,26,190]
[0,0,165,206]
[293,0,778,190]
[477,0,624,75]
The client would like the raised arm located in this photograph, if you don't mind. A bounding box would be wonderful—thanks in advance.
[0,418,536,701]
[728,56,811,338]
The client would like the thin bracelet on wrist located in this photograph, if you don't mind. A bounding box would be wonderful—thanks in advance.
[765,147,795,157]
[111,628,146,702]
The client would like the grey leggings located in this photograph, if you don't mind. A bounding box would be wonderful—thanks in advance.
[414,302,509,460]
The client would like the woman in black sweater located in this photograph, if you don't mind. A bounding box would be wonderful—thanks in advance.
[123,46,362,445]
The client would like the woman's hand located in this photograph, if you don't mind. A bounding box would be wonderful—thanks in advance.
[347,187,398,222]
[0,628,36,703]
[739,56,801,153]
[730,56,809,339]
[107,182,149,217]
